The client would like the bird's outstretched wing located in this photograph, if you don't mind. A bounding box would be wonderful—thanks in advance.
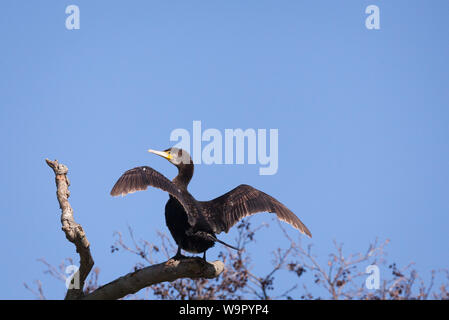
[199,184,312,237]
[110,166,200,225]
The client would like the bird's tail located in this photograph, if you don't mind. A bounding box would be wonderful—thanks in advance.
[194,231,240,251]
[210,234,239,251]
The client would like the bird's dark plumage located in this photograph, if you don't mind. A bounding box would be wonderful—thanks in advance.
[110,147,311,259]
[110,165,199,226]
[199,184,311,236]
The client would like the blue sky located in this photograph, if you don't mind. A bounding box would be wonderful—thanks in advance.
[0,1,448,299]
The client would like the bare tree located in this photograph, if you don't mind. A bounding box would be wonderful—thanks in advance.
[106,220,448,300]
[29,159,448,300]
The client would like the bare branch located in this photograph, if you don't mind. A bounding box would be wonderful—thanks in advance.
[23,280,46,300]
[83,258,224,300]
[45,159,94,300]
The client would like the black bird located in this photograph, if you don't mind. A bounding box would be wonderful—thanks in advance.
[110,147,311,260]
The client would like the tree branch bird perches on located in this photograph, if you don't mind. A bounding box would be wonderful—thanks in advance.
[110,148,312,260]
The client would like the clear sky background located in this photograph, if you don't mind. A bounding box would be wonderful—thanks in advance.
[0,1,448,299]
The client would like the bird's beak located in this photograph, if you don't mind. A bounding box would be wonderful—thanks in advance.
[148,149,172,160]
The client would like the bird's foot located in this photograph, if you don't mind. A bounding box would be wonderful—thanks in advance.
[171,253,188,261]
[170,247,188,261]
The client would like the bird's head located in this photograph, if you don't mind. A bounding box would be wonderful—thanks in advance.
[148,147,192,168]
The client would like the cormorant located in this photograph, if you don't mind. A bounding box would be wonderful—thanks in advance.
[110,148,311,260]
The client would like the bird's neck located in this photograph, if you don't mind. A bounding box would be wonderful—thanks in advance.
[173,163,194,189]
